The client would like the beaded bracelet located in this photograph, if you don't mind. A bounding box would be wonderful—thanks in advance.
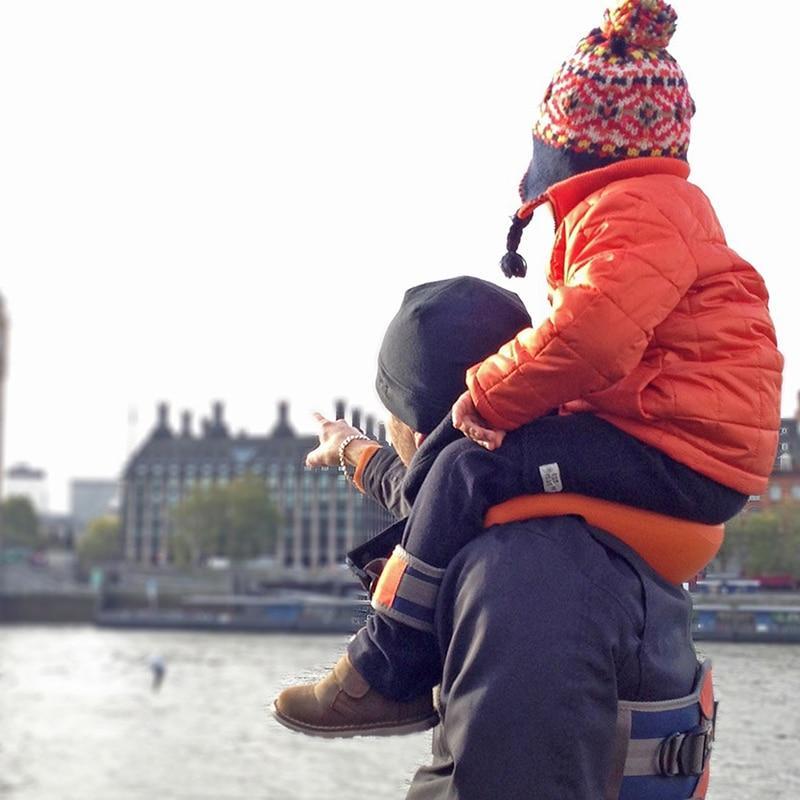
[338,433,371,483]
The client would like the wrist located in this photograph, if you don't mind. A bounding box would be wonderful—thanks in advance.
[342,437,377,467]
[338,433,372,481]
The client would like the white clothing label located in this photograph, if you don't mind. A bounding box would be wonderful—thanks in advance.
[539,462,563,493]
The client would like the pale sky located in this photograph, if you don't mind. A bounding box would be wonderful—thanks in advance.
[1,1,798,512]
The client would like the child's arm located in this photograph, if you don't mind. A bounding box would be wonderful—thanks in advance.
[468,189,699,432]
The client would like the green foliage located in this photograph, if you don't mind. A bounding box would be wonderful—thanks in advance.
[0,495,41,549]
[716,506,800,578]
[170,475,280,567]
[77,516,122,566]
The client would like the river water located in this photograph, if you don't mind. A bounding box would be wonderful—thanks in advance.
[0,627,798,800]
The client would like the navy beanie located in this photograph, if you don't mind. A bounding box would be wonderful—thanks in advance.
[375,277,531,434]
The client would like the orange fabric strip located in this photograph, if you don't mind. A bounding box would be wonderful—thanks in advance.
[694,766,710,799]
[699,668,715,720]
[373,551,407,609]
[696,664,715,798]
[353,443,382,493]
[483,493,723,585]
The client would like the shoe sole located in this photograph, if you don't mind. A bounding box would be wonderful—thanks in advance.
[271,702,439,738]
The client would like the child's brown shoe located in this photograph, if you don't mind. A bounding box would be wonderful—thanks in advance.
[272,654,438,738]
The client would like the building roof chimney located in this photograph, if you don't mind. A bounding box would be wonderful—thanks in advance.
[270,400,295,437]
[152,402,173,439]
[365,414,375,438]
[377,421,387,444]
[208,401,229,438]
[335,399,346,421]
[351,407,362,431]
[180,410,193,438]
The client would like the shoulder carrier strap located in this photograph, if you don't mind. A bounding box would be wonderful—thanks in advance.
[605,660,717,800]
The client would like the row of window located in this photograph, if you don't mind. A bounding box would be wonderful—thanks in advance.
[130,477,352,512]
[133,461,333,478]
[130,506,352,530]
[129,469,347,492]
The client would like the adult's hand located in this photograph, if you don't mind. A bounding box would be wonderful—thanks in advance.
[305,412,378,468]
[451,390,506,450]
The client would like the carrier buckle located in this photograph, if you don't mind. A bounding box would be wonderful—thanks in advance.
[658,725,713,777]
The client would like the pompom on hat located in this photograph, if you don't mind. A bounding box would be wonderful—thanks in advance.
[501,0,695,279]
[602,0,677,50]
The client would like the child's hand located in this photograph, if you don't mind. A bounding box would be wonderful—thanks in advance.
[305,413,372,468]
[451,391,506,450]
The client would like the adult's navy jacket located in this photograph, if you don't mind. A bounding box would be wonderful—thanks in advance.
[354,431,700,799]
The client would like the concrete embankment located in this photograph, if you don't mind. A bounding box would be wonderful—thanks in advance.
[0,593,96,624]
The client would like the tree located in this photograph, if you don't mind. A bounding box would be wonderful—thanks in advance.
[77,516,122,567]
[0,495,41,549]
[716,506,800,578]
[171,475,280,567]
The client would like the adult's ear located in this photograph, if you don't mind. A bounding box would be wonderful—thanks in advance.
[413,431,427,449]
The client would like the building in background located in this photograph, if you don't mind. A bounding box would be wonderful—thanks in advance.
[116,389,800,566]
[4,463,48,512]
[70,479,118,540]
[747,391,800,511]
[120,400,394,568]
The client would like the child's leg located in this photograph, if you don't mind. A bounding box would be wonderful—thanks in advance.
[367,411,746,696]
[401,434,528,566]
[347,614,441,702]
[505,412,747,524]
[345,437,526,700]
[299,412,747,718]
[273,436,525,734]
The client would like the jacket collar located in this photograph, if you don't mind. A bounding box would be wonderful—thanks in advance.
[520,157,691,226]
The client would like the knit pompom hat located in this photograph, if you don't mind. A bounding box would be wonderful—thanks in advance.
[501,0,695,279]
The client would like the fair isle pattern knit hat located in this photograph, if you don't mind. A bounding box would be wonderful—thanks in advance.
[501,0,695,279]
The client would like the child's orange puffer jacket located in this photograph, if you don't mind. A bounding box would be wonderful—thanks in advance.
[467,158,783,495]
